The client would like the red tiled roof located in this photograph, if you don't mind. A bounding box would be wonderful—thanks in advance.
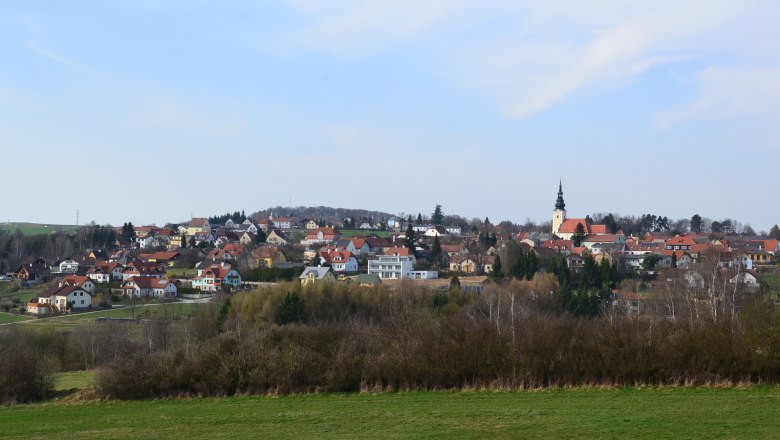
[320,249,355,264]
[666,235,697,247]
[385,247,412,257]
[558,219,590,234]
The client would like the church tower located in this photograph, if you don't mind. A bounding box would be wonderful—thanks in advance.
[552,180,566,235]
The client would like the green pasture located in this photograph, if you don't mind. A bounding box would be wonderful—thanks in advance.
[0,223,79,236]
[15,303,202,331]
[54,370,97,392]
[2,387,779,439]
[339,229,393,238]
[0,312,33,324]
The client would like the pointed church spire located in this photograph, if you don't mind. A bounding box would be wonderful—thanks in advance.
[555,180,566,211]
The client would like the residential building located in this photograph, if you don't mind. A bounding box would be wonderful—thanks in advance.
[186,218,211,236]
[122,277,178,298]
[368,254,414,279]
[299,266,336,285]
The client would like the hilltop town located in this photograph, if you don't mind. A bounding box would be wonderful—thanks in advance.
[1,182,778,318]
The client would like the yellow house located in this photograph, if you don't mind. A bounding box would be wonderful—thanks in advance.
[187,218,211,236]
[168,235,184,249]
[253,246,287,267]
[299,267,335,285]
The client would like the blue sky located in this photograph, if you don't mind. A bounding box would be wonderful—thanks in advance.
[2,1,778,231]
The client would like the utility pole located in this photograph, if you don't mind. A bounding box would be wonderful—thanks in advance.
[76,209,80,227]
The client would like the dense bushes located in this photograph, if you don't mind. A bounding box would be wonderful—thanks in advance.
[0,329,54,403]
[90,281,780,399]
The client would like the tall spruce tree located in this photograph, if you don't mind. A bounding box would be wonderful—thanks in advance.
[430,236,442,267]
[404,223,416,256]
[490,255,503,280]
[573,222,586,247]
[431,205,444,225]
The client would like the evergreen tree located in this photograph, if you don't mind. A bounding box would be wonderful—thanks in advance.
[690,214,703,234]
[430,236,442,267]
[490,255,503,280]
[181,233,188,248]
[432,205,444,225]
[189,236,197,248]
[276,293,307,325]
[121,222,136,241]
[255,229,267,244]
[404,224,416,256]
[580,255,600,290]
[603,214,619,234]
[770,224,780,240]
[449,276,460,290]
[671,252,677,269]
[525,252,538,280]
[573,222,586,247]
[416,213,423,225]
[510,255,525,279]
[599,258,619,289]
[484,217,491,226]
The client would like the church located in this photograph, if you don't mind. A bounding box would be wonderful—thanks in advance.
[551,181,608,240]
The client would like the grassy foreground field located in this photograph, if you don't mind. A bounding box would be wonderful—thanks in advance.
[3,387,779,439]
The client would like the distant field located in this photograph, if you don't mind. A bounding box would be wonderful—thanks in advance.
[340,229,393,238]
[0,312,33,324]
[167,268,199,279]
[2,388,779,439]
[20,303,202,328]
[761,273,780,290]
[54,370,96,392]
[0,222,79,236]
[0,284,45,303]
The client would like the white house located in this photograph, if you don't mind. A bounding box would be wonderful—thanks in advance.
[122,277,178,298]
[319,249,359,272]
[729,270,759,287]
[61,275,96,294]
[408,270,438,279]
[192,262,242,291]
[36,284,92,312]
[367,254,414,279]
[334,238,370,256]
[272,217,292,230]
[54,258,80,274]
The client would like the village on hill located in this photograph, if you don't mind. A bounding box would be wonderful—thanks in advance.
[2,182,778,318]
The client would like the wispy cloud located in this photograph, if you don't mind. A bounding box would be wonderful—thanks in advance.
[657,65,780,127]
[272,0,774,120]
[25,43,95,76]
[271,0,460,55]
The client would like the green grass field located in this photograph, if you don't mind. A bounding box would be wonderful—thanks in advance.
[0,223,79,236]
[0,285,45,303]
[54,371,96,392]
[761,273,780,290]
[340,229,393,238]
[18,303,202,330]
[2,388,778,439]
[0,312,34,323]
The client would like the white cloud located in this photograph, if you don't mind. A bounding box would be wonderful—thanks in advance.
[657,65,780,126]
[273,0,776,120]
[273,0,461,55]
[25,43,95,76]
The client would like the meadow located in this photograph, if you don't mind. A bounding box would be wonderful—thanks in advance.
[339,229,393,238]
[0,222,79,236]
[2,387,779,439]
